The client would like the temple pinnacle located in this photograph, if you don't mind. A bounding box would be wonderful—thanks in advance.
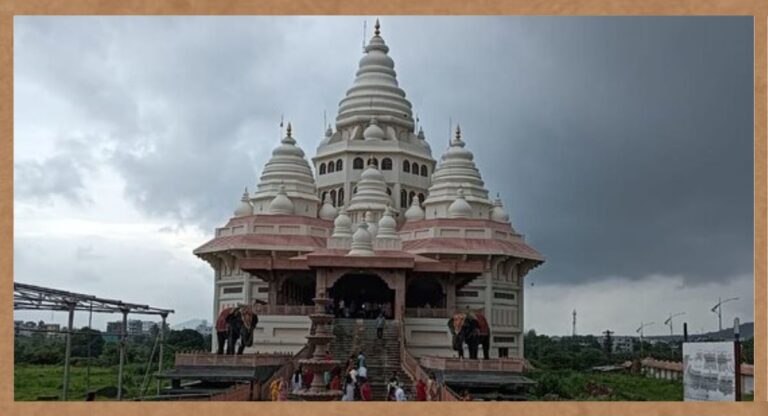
[374,19,380,36]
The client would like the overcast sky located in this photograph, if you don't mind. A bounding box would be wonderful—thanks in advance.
[13,16,754,336]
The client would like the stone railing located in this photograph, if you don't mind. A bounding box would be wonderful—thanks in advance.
[399,320,459,401]
[253,304,316,316]
[174,351,292,367]
[405,308,450,318]
[419,356,525,372]
[260,344,312,400]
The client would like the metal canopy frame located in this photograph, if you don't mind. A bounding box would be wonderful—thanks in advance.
[13,281,175,401]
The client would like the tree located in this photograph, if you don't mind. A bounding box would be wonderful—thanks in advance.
[71,327,105,358]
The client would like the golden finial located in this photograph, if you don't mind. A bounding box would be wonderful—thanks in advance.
[374,19,380,36]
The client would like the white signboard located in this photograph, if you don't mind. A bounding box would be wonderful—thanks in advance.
[683,342,736,402]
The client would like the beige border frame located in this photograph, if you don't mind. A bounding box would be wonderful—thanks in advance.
[0,1,765,415]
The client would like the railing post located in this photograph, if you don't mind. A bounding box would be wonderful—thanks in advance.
[117,307,129,400]
[62,301,75,401]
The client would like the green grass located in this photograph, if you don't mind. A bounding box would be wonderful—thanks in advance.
[14,363,164,401]
[527,370,683,401]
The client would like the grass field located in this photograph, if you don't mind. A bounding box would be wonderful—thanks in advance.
[14,363,163,401]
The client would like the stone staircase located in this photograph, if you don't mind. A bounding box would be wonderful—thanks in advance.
[331,318,403,400]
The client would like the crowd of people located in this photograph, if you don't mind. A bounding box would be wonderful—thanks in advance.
[268,349,446,401]
[327,299,393,319]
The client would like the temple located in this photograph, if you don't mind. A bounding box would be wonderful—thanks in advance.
[194,20,544,362]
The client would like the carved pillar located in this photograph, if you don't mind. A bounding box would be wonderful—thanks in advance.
[394,271,406,320]
[315,269,328,297]
[268,273,278,308]
[445,276,456,313]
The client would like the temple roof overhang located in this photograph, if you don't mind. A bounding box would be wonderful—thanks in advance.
[402,238,544,262]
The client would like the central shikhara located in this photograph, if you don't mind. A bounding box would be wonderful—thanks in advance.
[194,20,544,364]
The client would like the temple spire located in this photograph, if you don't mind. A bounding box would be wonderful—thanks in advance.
[374,19,380,36]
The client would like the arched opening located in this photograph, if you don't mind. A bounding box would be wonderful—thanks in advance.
[418,193,425,205]
[337,188,345,206]
[400,189,408,208]
[406,277,445,308]
[279,275,315,305]
[328,161,335,173]
[386,187,392,196]
[329,273,395,319]
[330,189,337,206]
[403,160,410,173]
[367,157,378,167]
[336,159,343,171]
[321,191,327,203]
[411,162,419,174]
[408,191,416,205]
[420,165,428,177]
[319,163,326,175]
[382,158,393,170]
[353,158,364,169]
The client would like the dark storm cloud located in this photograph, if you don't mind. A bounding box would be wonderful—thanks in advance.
[15,16,753,286]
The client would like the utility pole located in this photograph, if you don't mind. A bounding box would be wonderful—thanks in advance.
[711,297,739,332]
[664,312,686,336]
[734,317,742,401]
[602,329,614,355]
[572,309,577,337]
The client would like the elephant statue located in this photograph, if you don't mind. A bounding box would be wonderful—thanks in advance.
[216,305,259,355]
[447,310,490,359]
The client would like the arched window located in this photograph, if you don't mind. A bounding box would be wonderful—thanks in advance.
[337,188,345,206]
[319,163,326,175]
[412,162,419,174]
[403,160,411,173]
[418,193,425,205]
[321,191,327,202]
[409,191,416,205]
[353,185,358,194]
[336,159,343,171]
[386,187,392,196]
[400,189,408,208]
[420,165,428,177]
[328,161,335,173]
[382,158,393,170]
[353,158,364,169]
[330,190,337,207]
[367,157,378,167]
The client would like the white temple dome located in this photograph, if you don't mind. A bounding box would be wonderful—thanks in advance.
[319,194,338,220]
[348,164,392,217]
[491,194,510,223]
[332,209,353,238]
[404,199,425,221]
[360,165,385,181]
[448,188,473,219]
[363,118,387,141]
[269,184,295,215]
[377,207,397,236]
[348,223,375,256]
[335,20,415,131]
[234,188,254,217]
[251,122,320,217]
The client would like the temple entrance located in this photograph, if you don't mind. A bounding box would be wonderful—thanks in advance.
[328,273,395,319]
[279,274,315,305]
[406,276,445,308]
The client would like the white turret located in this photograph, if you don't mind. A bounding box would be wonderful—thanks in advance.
[491,193,510,223]
[234,188,254,217]
[328,208,354,250]
[348,223,375,256]
[347,164,392,224]
[404,198,425,222]
[423,125,493,219]
[251,123,320,216]
[319,194,338,220]
[375,206,402,251]
[268,184,294,215]
[447,188,473,219]
[363,117,387,141]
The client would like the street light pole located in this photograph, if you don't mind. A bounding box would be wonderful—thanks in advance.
[711,297,739,332]
[734,317,741,401]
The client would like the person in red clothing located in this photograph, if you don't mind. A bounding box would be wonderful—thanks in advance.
[415,378,427,401]
[359,377,373,401]
[302,367,314,389]
[330,372,341,391]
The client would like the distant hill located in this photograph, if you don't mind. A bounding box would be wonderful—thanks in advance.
[171,318,208,331]
[646,322,753,342]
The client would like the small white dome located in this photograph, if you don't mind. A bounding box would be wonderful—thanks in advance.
[348,223,374,256]
[377,207,397,237]
[448,188,473,219]
[269,184,294,215]
[319,194,338,220]
[332,209,353,238]
[363,118,386,141]
[360,165,385,181]
[491,194,510,223]
[234,188,253,217]
[404,199,425,221]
